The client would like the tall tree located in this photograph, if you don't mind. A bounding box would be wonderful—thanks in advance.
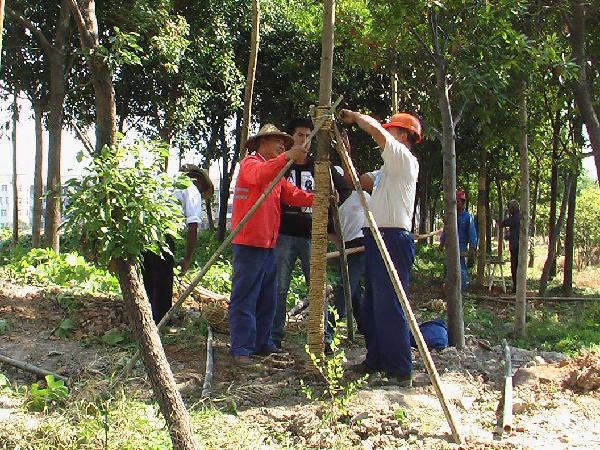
[66,2,197,448]
[11,90,19,246]
[6,1,72,252]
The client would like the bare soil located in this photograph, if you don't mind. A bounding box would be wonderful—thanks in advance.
[1,281,600,449]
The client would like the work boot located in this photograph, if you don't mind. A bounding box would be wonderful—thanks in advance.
[348,361,380,375]
[385,373,413,388]
[254,346,287,357]
[230,355,253,366]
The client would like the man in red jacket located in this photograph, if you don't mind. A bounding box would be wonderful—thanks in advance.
[229,124,313,364]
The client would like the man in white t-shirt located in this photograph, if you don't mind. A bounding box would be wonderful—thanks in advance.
[340,110,421,387]
[142,164,213,323]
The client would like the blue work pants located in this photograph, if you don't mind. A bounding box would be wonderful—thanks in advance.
[228,244,277,356]
[272,234,311,345]
[361,228,415,377]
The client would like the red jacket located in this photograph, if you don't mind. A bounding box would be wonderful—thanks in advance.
[232,152,313,248]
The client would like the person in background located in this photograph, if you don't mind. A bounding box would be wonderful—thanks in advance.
[501,199,520,293]
[440,190,478,291]
[143,164,213,323]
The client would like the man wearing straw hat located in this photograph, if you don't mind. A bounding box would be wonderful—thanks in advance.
[228,124,313,365]
[340,110,421,387]
[142,164,214,324]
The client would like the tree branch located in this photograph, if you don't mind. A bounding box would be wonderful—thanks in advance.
[408,27,435,62]
[5,6,53,55]
[420,117,442,140]
[66,0,95,49]
[452,100,467,127]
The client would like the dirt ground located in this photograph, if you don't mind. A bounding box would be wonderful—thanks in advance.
[1,280,600,449]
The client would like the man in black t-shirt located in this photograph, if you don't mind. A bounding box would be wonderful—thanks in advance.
[272,118,314,348]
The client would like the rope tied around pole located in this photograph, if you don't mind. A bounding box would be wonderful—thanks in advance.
[314,105,333,131]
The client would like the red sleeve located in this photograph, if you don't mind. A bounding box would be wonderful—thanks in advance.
[239,153,288,186]
[281,178,313,207]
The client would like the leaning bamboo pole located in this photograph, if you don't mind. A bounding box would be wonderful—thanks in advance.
[333,123,464,445]
[306,0,336,357]
[118,98,343,378]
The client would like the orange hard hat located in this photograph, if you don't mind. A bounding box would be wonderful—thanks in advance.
[456,190,466,201]
[382,113,422,143]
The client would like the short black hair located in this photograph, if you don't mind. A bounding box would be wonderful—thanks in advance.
[286,117,313,135]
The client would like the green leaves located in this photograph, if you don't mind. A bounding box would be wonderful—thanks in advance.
[64,139,186,266]
[25,375,69,412]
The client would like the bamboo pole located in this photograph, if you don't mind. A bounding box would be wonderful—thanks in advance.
[501,339,513,434]
[328,169,354,341]
[0,353,69,384]
[333,123,464,445]
[0,0,5,69]
[240,0,260,152]
[201,326,214,398]
[306,0,336,357]
[118,97,343,378]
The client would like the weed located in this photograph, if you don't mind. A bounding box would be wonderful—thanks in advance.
[394,407,407,425]
[0,373,12,393]
[0,319,9,335]
[24,375,69,412]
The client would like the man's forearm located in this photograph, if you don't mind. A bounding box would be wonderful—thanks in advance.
[184,223,198,262]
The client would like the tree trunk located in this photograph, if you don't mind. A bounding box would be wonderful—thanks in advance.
[216,119,230,242]
[0,0,5,69]
[307,0,335,356]
[476,146,487,285]
[563,174,577,295]
[435,59,464,349]
[485,174,492,254]
[539,173,573,296]
[567,0,600,182]
[68,2,197,448]
[391,71,399,113]
[418,164,429,236]
[115,259,197,450]
[495,175,504,259]
[547,114,560,277]
[11,90,18,246]
[515,80,530,339]
[32,100,44,248]
[528,167,540,267]
[240,0,260,152]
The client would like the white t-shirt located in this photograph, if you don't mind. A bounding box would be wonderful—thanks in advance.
[173,185,203,224]
[367,135,419,230]
[338,190,370,242]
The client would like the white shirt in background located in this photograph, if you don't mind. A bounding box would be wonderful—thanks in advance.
[338,190,370,242]
[173,185,203,224]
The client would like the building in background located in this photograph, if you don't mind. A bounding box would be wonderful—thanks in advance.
[0,174,37,229]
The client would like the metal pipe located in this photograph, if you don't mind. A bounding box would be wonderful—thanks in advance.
[502,339,513,434]
[201,326,214,398]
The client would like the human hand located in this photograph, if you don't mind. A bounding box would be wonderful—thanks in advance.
[339,109,356,125]
[285,144,309,163]
[178,257,191,275]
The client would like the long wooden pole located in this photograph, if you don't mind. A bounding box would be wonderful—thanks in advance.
[0,353,69,384]
[306,0,335,357]
[240,0,260,152]
[0,0,5,69]
[119,98,343,378]
[333,123,464,444]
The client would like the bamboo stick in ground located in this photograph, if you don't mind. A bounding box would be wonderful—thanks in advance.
[0,353,69,384]
[333,122,464,445]
[501,339,513,434]
[201,326,214,398]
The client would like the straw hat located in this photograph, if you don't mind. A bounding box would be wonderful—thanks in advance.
[246,124,294,152]
[181,164,214,199]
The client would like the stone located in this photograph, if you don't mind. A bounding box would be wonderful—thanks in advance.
[512,397,528,414]
[412,373,431,387]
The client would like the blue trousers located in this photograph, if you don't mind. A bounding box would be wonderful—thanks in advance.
[228,244,277,356]
[272,234,311,345]
[444,252,468,291]
[361,228,415,377]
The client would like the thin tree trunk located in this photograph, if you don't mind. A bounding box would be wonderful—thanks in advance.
[539,174,573,296]
[68,2,197,448]
[528,167,540,267]
[485,174,492,254]
[476,146,487,285]
[434,49,463,348]
[216,119,230,242]
[515,80,530,338]
[496,175,504,260]
[115,259,197,450]
[11,90,19,246]
[567,0,600,182]
[240,0,260,152]
[391,71,399,113]
[307,0,335,356]
[548,114,560,277]
[32,100,44,248]
[0,0,5,69]
[563,174,577,295]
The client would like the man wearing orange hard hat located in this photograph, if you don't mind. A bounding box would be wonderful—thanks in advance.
[339,109,421,387]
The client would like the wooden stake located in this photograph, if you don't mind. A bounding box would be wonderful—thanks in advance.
[0,353,69,384]
[333,123,464,445]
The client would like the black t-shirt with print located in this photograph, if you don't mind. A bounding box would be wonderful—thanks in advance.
[279,159,315,238]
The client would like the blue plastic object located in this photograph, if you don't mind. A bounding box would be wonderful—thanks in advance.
[410,319,448,350]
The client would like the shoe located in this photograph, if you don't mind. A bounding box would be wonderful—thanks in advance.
[254,346,286,356]
[230,355,253,366]
[324,343,333,355]
[386,373,412,388]
[349,361,379,375]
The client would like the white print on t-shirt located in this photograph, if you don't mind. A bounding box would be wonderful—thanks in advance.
[301,171,313,213]
[287,172,296,185]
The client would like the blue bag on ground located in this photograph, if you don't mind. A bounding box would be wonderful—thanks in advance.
[409,319,448,350]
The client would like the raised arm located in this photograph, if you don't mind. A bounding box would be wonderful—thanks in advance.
[339,109,389,151]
